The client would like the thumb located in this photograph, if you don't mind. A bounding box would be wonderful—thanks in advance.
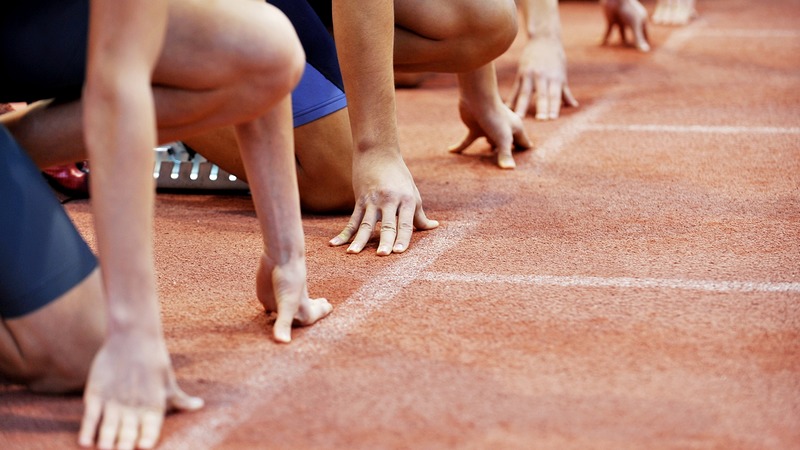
[167,380,204,412]
[448,129,480,154]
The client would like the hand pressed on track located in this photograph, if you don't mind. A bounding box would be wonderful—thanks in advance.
[329,150,438,255]
[78,332,203,449]
[257,254,332,343]
[508,36,578,121]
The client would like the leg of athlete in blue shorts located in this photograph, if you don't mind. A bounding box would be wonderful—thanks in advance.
[182,0,355,213]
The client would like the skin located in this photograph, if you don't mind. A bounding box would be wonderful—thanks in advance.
[1,0,332,448]
[180,0,532,254]
[508,0,579,121]
[327,0,532,256]
[601,0,652,53]
[653,0,697,26]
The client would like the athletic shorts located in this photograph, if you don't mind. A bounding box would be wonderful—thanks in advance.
[268,0,346,127]
[0,0,347,127]
[0,126,97,318]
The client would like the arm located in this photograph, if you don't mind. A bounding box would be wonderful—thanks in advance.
[328,0,438,256]
[509,0,578,120]
[235,97,333,343]
[79,1,201,448]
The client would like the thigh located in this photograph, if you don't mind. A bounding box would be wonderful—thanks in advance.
[0,269,104,393]
[0,126,103,392]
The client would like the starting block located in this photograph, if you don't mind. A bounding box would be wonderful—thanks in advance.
[154,143,249,192]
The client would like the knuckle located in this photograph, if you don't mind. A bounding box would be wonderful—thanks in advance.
[343,222,359,234]
[359,222,374,231]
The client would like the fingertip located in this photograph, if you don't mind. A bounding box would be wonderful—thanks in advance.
[498,154,517,169]
[274,328,292,343]
[392,243,406,253]
[182,396,205,412]
[448,144,464,154]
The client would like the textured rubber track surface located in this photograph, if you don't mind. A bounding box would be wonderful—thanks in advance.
[2,0,798,448]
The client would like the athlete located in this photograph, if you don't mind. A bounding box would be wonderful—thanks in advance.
[181,0,533,258]
[0,0,331,448]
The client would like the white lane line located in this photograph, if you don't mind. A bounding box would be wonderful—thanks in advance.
[163,220,476,449]
[583,124,800,135]
[532,96,616,162]
[695,29,800,39]
[531,19,703,163]
[419,272,800,294]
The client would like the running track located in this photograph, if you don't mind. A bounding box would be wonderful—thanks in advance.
[1,0,798,448]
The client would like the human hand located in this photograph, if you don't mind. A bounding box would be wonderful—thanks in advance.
[602,0,651,52]
[329,150,438,255]
[449,95,533,169]
[508,36,578,120]
[78,332,203,449]
[257,254,333,343]
[653,0,697,26]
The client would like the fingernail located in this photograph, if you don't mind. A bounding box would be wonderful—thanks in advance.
[377,246,390,255]
[393,244,405,253]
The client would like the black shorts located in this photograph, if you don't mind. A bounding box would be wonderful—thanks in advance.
[0,126,97,318]
[0,0,347,126]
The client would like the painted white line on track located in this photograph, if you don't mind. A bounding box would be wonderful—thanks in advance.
[419,272,800,294]
[531,20,702,163]
[695,29,800,38]
[583,124,800,135]
[163,220,476,449]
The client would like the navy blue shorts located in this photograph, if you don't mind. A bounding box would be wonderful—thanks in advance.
[0,1,345,317]
[0,126,97,318]
[0,0,347,126]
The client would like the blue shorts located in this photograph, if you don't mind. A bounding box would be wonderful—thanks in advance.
[269,0,347,127]
[0,126,97,318]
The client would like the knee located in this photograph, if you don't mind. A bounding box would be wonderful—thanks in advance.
[457,0,518,69]
[223,5,305,119]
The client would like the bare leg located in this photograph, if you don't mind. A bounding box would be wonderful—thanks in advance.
[3,0,306,168]
[183,108,354,214]
[0,270,105,393]
[393,0,518,73]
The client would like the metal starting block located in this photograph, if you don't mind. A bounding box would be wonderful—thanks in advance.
[154,143,249,192]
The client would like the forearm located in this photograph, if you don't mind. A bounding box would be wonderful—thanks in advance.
[519,0,562,39]
[332,0,399,154]
[84,0,167,334]
[235,98,305,265]
[457,63,503,108]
